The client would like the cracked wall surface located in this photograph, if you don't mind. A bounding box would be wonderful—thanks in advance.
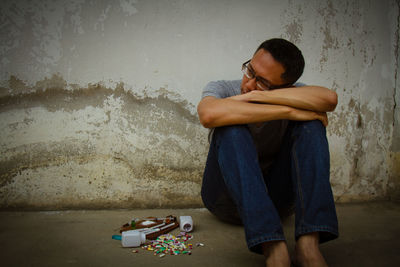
[0,0,399,209]
[0,75,208,209]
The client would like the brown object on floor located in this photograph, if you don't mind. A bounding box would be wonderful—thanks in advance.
[119,215,179,239]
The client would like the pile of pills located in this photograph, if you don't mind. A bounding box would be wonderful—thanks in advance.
[139,232,203,257]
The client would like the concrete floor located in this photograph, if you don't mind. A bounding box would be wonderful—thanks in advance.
[0,201,399,267]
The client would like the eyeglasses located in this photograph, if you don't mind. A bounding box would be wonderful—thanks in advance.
[241,60,290,91]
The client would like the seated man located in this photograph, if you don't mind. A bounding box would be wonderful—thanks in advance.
[197,38,338,267]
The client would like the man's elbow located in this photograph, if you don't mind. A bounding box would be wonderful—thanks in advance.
[326,90,338,111]
[199,115,216,128]
[197,108,216,128]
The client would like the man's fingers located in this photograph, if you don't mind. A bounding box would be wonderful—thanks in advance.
[318,112,328,127]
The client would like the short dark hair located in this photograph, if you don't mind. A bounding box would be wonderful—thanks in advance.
[256,38,305,85]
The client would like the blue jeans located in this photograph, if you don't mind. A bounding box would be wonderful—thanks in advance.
[201,120,338,254]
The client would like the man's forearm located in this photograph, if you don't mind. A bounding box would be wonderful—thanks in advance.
[198,97,290,128]
[197,96,327,128]
[232,86,338,112]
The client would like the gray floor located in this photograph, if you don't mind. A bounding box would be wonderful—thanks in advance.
[0,201,399,267]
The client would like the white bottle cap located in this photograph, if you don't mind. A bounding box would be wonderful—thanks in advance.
[179,216,194,232]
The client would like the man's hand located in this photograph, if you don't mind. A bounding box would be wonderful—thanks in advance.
[317,112,328,126]
[229,92,255,102]
[288,108,328,126]
[229,90,263,102]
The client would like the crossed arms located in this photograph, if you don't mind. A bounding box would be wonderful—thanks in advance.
[197,85,338,128]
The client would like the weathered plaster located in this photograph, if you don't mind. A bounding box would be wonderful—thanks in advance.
[0,0,399,208]
[286,0,400,202]
[388,0,400,200]
[0,75,207,209]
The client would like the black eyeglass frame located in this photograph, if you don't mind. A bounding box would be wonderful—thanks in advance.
[241,59,292,90]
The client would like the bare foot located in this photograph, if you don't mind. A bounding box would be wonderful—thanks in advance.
[261,240,291,267]
[294,233,328,267]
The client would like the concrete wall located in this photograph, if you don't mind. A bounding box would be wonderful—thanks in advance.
[0,0,399,209]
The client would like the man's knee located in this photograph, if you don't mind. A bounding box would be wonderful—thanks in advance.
[213,125,251,143]
[294,120,325,131]
[291,120,326,139]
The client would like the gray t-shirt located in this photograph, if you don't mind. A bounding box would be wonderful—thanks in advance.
[201,79,289,175]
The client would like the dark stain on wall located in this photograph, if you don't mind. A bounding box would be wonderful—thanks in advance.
[0,74,208,210]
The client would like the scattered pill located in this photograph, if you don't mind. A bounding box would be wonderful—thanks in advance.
[139,233,202,258]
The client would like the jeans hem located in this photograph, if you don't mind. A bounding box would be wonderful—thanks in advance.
[295,225,339,243]
[247,235,286,255]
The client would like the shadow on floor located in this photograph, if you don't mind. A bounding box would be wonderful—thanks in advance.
[0,201,399,266]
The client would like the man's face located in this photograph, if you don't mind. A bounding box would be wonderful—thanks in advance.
[240,49,286,94]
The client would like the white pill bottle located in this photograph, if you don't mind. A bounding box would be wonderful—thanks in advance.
[121,230,146,247]
[179,216,194,232]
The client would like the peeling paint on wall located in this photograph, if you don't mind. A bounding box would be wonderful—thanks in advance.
[0,0,399,208]
[0,75,208,209]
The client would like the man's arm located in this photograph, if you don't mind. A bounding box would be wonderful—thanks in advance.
[231,85,338,112]
[197,95,328,128]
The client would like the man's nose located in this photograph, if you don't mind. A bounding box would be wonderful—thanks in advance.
[244,77,258,92]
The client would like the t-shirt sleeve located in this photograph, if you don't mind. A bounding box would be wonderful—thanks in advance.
[201,80,241,99]
[294,81,306,87]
